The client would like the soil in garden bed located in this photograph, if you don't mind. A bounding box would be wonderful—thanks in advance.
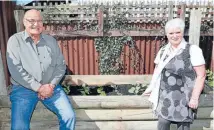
[62,84,147,96]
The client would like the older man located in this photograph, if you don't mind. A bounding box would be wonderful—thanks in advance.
[6,9,76,130]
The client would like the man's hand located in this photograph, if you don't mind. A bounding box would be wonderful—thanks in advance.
[38,84,54,100]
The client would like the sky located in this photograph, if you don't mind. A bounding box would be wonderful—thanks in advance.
[15,0,33,5]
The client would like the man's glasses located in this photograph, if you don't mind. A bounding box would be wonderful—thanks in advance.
[25,19,43,25]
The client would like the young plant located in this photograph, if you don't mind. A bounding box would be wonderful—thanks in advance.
[63,84,71,95]
[81,84,90,95]
[97,86,106,96]
[128,83,148,95]
[206,69,214,88]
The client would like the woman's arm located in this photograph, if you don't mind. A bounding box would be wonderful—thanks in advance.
[188,64,206,109]
[142,64,158,96]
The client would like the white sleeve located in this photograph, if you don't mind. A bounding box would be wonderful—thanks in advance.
[190,45,205,66]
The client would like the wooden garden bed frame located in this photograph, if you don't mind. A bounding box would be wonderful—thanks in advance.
[0,75,213,130]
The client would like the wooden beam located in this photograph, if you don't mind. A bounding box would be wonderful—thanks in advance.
[0,95,151,108]
[189,10,202,46]
[14,10,25,32]
[43,17,97,22]
[1,2,10,87]
[44,29,213,37]
[42,17,170,23]
[0,12,8,91]
[97,8,103,36]
[211,41,214,72]
[0,120,213,130]
[44,30,100,37]
[0,51,7,95]
[62,75,152,86]
[43,10,168,15]
[0,94,212,108]
[168,1,174,20]
[44,30,164,37]
[23,4,168,10]
[0,107,212,122]
[180,4,186,21]
[105,30,165,36]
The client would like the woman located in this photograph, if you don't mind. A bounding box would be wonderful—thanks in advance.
[143,18,206,130]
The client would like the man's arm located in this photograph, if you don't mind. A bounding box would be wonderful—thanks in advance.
[49,39,66,87]
[6,35,42,92]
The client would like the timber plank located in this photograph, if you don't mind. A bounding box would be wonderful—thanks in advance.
[0,107,212,121]
[189,10,202,46]
[0,120,213,130]
[0,95,152,108]
[0,94,212,108]
[62,75,152,86]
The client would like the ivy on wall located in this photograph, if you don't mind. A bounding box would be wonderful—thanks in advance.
[95,36,136,74]
[42,3,146,75]
[93,4,142,74]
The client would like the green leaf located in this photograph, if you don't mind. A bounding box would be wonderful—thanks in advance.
[128,87,135,93]
[80,91,86,95]
[136,86,140,90]
[100,92,106,96]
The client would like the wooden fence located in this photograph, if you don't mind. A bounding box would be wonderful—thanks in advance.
[12,1,213,76]
[0,1,17,87]
[18,1,213,37]
[62,0,214,6]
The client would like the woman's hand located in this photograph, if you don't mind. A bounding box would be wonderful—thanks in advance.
[188,98,199,109]
[142,91,151,96]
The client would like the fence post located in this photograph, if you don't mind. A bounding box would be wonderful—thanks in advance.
[211,41,214,72]
[14,10,25,32]
[168,1,174,20]
[98,8,103,36]
[0,50,7,95]
[180,4,186,21]
[189,10,202,46]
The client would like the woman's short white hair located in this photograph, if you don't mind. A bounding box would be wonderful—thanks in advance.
[165,18,185,34]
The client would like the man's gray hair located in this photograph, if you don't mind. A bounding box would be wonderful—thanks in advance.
[165,18,185,34]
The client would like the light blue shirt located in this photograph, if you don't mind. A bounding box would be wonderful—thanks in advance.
[6,31,66,91]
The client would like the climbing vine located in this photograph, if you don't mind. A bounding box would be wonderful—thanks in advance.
[95,36,135,74]
[93,4,142,74]
[42,3,146,75]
